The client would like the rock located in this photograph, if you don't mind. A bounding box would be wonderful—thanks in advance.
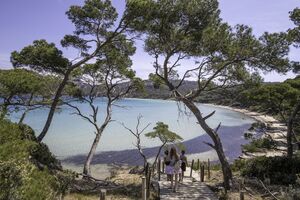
[129,166,144,174]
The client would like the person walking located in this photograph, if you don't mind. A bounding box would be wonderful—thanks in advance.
[164,149,172,181]
[179,150,188,181]
[169,147,181,192]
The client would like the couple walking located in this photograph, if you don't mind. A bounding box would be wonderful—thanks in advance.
[163,147,188,192]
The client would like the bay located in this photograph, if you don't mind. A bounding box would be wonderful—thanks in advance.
[11,98,255,159]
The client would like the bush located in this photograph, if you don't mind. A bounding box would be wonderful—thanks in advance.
[0,119,74,200]
[240,156,300,185]
[242,137,276,153]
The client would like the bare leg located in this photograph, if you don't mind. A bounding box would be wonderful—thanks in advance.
[174,173,178,192]
[170,174,174,189]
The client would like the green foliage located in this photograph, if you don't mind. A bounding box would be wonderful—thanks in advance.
[242,137,276,153]
[231,159,247,172]
[145,122,182,144]
[0,120,74,200]
[288,8,300,73]
[239,156,300,185]
[11,40,69,74]
[148,73,163,89]
[0,69,58,119]
[242,78,300,117]
[0,69,43,95]
[66,0,117,37]
[126,0,291,96]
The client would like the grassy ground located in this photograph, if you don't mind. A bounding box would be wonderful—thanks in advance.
[204,167,264,200]
[65,167,148,200]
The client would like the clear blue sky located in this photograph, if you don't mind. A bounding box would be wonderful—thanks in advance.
[0,0,299,81]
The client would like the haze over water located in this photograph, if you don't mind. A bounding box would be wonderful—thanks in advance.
[11,98,255,159]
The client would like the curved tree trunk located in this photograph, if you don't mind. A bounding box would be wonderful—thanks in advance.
[83,115,111,177]
[37,70,71,142]
[181,97,232,190]
[83,131,103,177]
[38,53,98,142]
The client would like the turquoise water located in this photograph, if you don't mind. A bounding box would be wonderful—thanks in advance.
[11,98,254,158]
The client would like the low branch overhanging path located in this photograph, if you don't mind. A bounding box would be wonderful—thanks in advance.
[159,167,217,200]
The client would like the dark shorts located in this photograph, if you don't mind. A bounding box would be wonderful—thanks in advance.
[181,162,186,171]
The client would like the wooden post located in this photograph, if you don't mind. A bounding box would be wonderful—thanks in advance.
[100,189,106,200]
[239,180,244,200]
[145,163,149,177]
[207,158,210,179]
[190,159,194,177]
[197,159,200,171]
[158,157,161,181]
[200,165,205,182]
[142,177,147,200]
[146,166,151,198]
[239,191,244,200]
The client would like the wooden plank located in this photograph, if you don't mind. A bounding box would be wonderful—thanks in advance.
[142,177,147,200]
[159,167,217,200]
[190,160,194,177]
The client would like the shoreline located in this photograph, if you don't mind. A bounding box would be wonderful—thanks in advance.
[61,101,288,177]
[204,103,287,158]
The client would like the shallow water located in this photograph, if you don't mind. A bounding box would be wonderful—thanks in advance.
[11,98,254,159]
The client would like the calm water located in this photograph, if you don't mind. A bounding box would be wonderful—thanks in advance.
[11,98,254,159]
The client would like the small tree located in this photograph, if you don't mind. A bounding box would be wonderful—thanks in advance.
[145,122,183,169]
[0,69,55,123]
[11,0,138,142]
[64,38,142,177]
[120,114,151,169]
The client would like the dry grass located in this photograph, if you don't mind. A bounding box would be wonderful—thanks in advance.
[204,169,265,200]
[65,167,143,200]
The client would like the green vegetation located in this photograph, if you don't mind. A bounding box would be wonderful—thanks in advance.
[234,156,300,185]
[1,0,300,198]
[146,122,183,167]
[0,69,57,122]
[0,119,74,200]
[242,137,276,153]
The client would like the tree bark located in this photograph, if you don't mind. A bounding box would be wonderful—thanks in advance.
[287,100,300,159]
[83,112,111,177]
[136,136,148,168]
[18,110,27,124]
[152,141,167,173]
[83,130,102,177]
[180,97,232,190]
[37,69,71,142]
[37,51,99,142]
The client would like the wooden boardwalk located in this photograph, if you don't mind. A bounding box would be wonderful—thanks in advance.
[158,167,217,200]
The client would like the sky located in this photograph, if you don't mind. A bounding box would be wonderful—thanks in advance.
[0,0,299,82]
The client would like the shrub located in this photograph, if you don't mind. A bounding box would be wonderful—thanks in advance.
[0,119,74,200]
[240,156,300,185]
[242,137,276,153]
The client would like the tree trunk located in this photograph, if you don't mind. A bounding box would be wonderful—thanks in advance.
[18,110,27,124]
[37,52,98,142]
[152,142,167,173]
[83,118,110,177]
[37,70,71,142]
[287,100,300,159]
[181,97,232,190]
[137,137,147,169]
[83,131,102,177]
